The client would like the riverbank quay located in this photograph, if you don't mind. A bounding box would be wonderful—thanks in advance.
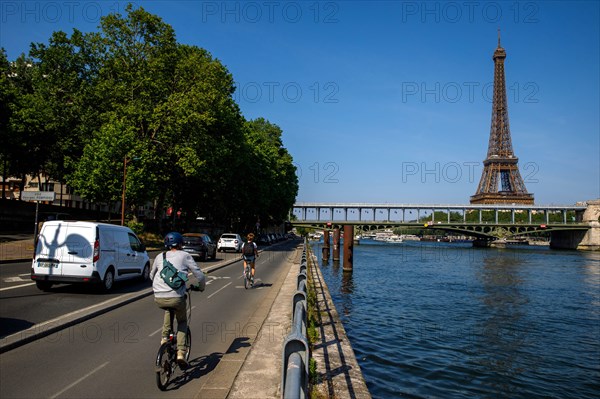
[307,247,372,399]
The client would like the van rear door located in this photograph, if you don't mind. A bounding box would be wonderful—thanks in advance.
[33,222,95,277]
[34,221,67,277]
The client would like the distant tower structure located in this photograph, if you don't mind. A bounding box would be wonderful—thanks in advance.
[470,31,534,205]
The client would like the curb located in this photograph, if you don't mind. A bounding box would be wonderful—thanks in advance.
[0,289,154,354]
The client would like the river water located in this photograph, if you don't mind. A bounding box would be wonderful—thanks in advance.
[312,240,600,399]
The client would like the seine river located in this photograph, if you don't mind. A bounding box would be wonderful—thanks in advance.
[312,240,600,399]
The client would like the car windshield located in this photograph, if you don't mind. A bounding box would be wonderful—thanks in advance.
[222,235,237,239]
[184,237,202,244]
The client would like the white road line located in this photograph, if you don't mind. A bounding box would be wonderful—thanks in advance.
[3,277,27,282]
[149,327,162,337]
[0,282,35,291]
[207,282,231,299]
[50,361,109,399]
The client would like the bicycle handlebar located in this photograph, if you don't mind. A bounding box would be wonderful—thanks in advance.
[188,284,203,292]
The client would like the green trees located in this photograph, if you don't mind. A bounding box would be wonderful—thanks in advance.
[241,118,299,229]
[1,5,297,230]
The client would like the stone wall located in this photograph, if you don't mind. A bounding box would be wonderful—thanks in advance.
[551,199,600,251]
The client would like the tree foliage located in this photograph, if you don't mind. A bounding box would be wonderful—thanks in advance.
[1,5,298,231]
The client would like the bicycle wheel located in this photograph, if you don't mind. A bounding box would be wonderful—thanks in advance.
[156,343,173,391]
[184,328,192,361]
[244,268,250,289]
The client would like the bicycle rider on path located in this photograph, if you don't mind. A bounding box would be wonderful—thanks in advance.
[150,232,206,367]
[242,233,259,285]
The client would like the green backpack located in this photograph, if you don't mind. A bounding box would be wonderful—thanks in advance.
[160,252,188,289]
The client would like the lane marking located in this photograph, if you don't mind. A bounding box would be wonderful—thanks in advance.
[50,361,109,399]
[207,282,231,299]
[4,277,28,283]
[150,327,162,337]
[0,282,36,291]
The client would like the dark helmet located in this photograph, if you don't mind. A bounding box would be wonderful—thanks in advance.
[164,232,184,248]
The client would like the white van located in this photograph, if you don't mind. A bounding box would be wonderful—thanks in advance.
[31,221,150,292]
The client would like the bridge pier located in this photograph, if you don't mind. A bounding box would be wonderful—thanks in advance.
[343,225,354,272]
[322,230,330,261]
[551,200,600,251]
[472,238,493,248]
[333,228,341,261]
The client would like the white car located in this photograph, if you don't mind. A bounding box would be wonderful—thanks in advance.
[217,233,243,252]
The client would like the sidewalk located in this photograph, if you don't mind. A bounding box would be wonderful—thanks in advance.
[0,237,34,263]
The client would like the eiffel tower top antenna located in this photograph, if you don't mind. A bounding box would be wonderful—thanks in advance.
[497,27,501,47]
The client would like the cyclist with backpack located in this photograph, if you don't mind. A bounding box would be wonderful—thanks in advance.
[242,233,259,284]
[150,232,206,367]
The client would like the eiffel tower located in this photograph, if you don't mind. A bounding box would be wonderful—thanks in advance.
[470,32,534,205]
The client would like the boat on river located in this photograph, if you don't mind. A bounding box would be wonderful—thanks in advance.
[373,231,403,243]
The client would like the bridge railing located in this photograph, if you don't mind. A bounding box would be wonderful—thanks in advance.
[292,203,587,226]
[281,240,309,399]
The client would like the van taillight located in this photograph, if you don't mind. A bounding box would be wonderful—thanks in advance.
[93,239,100,262]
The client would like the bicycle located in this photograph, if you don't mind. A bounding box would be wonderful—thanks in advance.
[155,285,201,391]
[243,256,254,289]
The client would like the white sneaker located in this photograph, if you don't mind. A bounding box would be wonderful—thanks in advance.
[177,351,189,368]
[160,337,168,345]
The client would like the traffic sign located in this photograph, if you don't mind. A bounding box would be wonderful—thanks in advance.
[21,191,56,202]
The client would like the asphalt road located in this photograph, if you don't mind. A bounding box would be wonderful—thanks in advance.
[0,250,246,339]
[0,241,298,398]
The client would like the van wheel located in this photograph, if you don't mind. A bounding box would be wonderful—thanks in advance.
[36,281,53,291]
[140,263,150,282]
[102,269,115,292]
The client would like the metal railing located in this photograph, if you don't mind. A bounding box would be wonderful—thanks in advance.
[282,240,309,399]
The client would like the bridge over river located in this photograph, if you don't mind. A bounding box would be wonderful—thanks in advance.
[291,201,600,251]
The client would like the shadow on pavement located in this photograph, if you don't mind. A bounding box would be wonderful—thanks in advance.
[25,279,152,296]
[0,317,35,339]
[164,352,224,391]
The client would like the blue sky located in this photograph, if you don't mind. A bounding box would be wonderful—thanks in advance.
[1,1,599,205]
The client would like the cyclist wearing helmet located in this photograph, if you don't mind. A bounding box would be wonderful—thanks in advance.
[241,233,259,285]
[150,232,206,366]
